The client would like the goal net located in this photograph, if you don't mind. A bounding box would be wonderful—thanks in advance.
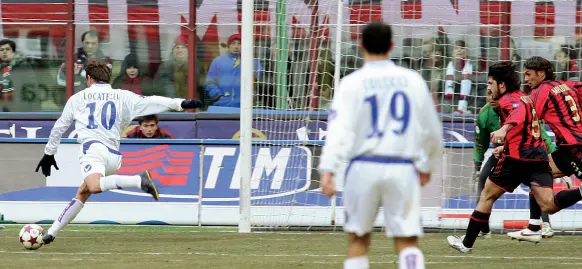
[236,0,582,232]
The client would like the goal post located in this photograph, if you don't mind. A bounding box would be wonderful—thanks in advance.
[239,0,255,233]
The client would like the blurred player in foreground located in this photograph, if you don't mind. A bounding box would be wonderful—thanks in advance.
[319,21,443,269]
[448,62,582,253]
[35,61,202,245]
[507,56,582,242]
[473,89,558,239]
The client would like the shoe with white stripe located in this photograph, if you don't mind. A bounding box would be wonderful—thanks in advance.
[507,228,541,243]
[447,235,472,253]
[541,222,554,238]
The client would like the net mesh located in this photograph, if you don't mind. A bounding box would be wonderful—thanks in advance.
[245,0,582,232]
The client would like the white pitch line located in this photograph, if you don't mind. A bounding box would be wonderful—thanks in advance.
[251,232,343,235]
[254,237,302,241]
[437,255,582,260]
[2,250,582,261]
[0,229,236,234]
[311,261,485,265]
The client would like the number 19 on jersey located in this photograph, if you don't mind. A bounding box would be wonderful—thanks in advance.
[364,91,411,138]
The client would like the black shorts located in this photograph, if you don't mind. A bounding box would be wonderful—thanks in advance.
[478,156,499,192]
[489,156,552,192]
[551,145,582,177]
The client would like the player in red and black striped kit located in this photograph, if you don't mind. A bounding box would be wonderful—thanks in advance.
[501,56,582,242]
[526,56,582,178]
[447,61,582,254]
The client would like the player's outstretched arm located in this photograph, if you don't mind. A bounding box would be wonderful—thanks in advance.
[37,96,75,176]
[45,97,75,156]
[124,91,202,118]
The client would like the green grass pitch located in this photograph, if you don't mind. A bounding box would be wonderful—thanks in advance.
[1,225,582,269]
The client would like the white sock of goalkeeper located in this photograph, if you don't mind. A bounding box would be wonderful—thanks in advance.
[99,175,141,192]
[398,247,425,269]
[48,198,84,237]
[344,256,369,269]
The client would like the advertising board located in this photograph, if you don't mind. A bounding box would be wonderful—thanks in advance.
[0,143,320,203]
[0,116,480,142]
[1,140,581,229]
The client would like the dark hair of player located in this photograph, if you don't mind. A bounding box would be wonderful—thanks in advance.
[524,56,556,81]
[488,61,521,92]
[85,60,111,83]
[138,114,159,125]
[361,21,392,55]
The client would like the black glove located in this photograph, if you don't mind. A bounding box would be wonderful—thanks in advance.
[35,154,59,177]
[472,161,482,182]
[181,99,203,109]
[474,161,482,173]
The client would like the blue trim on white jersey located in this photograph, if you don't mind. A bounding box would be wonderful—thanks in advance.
[82,140,121,155]
[345,155,414,184]
[350,155,414,164]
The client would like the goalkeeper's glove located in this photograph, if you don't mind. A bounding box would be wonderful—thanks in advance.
[35,154,59,177]
[474,161,482,173]
[181,99,203,109]
[472,161,482,182]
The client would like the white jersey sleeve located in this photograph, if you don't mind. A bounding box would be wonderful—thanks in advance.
[318,78,361,174]
[45,95,77,155]
[121,91,185,120]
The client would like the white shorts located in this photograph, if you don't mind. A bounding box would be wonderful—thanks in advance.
[343,156,422,238]
[78,141,122,179]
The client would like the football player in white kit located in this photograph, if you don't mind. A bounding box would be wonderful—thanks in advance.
[319,22,443,269]
[35,61,203,245]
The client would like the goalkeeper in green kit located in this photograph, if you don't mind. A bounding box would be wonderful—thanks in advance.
[474,89,558,238]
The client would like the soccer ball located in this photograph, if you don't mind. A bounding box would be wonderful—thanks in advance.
[19,224,44,250]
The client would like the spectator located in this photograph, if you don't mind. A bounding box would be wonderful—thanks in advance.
[0,39,39,112]
[317,47,334,110]
[154,35,205,100]
[420,38,446,112]
[56,30,112,93]
[555,45,580,82]
[204,33,263,107]
[111,53,152,95]
[443,40,475,114]
[125,115,173,139]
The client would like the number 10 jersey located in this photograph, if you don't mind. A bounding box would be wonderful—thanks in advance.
[44,83,185,155]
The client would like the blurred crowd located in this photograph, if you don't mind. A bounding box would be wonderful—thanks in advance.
[1,29,581,115]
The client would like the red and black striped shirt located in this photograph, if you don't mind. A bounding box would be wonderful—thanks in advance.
[498,90,548,161]
[530,80,582,146]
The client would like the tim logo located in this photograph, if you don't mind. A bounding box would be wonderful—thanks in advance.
[117,145,194,186]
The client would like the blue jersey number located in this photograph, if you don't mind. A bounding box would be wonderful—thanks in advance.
[86,101,117,130]
[365,91,410,138]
